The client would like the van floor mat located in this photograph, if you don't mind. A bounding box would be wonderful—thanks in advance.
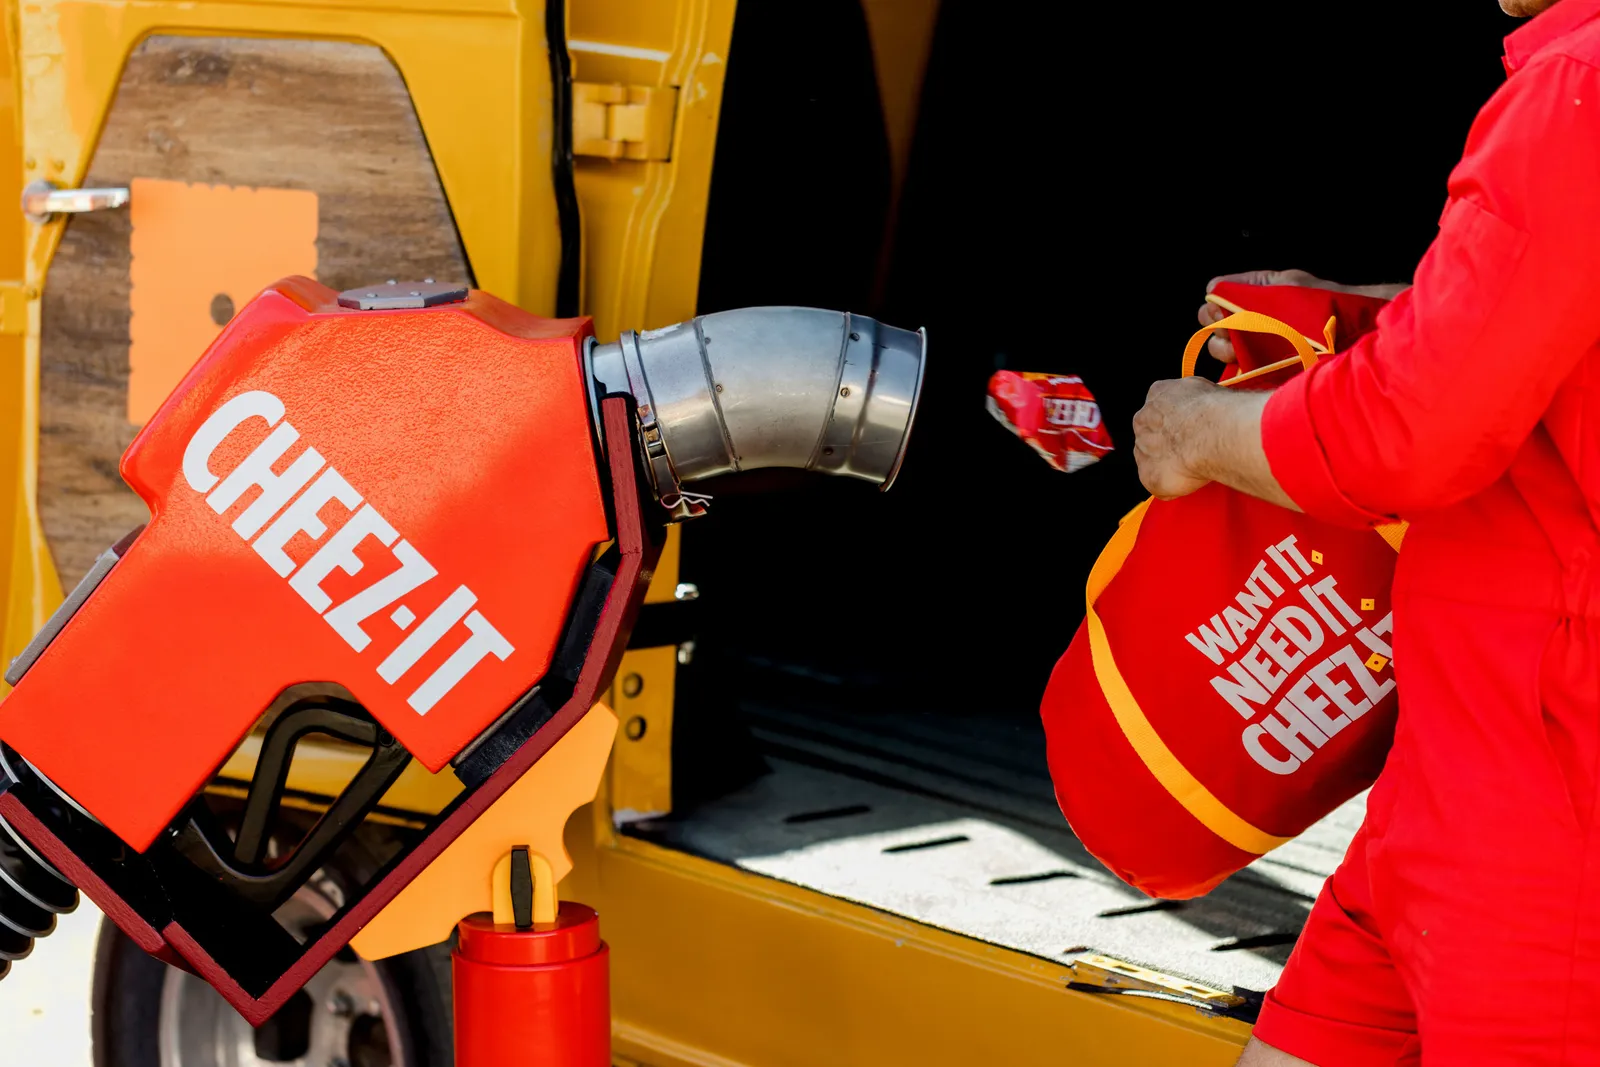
[624,698,1367,995]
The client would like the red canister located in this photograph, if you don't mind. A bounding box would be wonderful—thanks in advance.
[452,902,610,1066]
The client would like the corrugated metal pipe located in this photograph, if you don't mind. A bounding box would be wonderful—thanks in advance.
[587,307,926,518]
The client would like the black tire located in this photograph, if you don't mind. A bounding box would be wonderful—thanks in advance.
[384,934,455,1067]
[91,820,455,1067]
[92,919,453,1067]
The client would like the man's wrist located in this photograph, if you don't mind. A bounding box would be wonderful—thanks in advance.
[1179,385,1231,485]
[1184,387,1275,489]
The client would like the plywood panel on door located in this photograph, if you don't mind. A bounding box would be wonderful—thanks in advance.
[40,36,472,586]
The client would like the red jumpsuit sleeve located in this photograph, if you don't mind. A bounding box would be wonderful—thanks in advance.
[1261,53,1600,526]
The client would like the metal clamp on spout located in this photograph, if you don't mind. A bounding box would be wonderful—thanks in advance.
[615,328,711,521]
[587,307,927,520]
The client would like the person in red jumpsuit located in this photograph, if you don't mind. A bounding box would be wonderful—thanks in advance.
[1134,0,1600,1062]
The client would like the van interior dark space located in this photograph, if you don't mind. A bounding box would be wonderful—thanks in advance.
[656,0,1512,992]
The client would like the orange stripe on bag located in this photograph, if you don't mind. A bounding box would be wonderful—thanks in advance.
[1084,499,1295,856]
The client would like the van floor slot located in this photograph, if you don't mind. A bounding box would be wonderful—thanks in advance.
[882,834,970,854]
[990,871,1079,887]
[1099,899,1184,918]
[626,696,1367,995]
[783,804,872,825]
[1212,932,1302,953]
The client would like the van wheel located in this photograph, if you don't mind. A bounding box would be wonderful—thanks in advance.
[91,881,453,1067]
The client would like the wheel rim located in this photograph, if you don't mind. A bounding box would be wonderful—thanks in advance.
[157,888,409,1067]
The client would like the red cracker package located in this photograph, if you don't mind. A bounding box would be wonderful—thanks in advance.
[987,371,1113,472]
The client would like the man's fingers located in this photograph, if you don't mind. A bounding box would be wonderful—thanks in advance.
[1133,380,1205,499]
[1201,270,1324,364]
[1206,270,1279,292]
[1200,275,1259,366]
[1199,303,1236,361]
[1207,268,1331,293]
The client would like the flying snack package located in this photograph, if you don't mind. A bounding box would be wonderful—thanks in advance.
[986,371,1113,473]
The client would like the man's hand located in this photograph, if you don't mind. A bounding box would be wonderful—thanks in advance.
[1140,265,1409,508]
[1132,377,1220,499]
[1132,377,1300,511]
[1199,270,1410,363]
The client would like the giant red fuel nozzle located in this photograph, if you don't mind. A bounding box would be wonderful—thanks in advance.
[0,277,925,1019]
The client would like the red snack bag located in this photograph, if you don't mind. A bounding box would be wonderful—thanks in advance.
[1040,301,1405,900]
[987,371,1113,472]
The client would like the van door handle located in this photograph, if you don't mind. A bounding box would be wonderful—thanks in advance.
[22,180,130,223]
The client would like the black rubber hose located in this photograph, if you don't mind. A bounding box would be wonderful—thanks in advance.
[0,765,80,981]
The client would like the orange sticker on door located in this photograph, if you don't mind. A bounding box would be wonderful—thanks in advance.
[128,177,318,425]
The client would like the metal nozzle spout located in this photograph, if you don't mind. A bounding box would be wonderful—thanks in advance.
[588,307,926,517]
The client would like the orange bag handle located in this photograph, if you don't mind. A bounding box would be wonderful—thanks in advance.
[1182,306,1408,552]
[1181,307,1337,385]
[1203,292,1332,353]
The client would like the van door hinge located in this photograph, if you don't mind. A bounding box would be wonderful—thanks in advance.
[572,83,677,162]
